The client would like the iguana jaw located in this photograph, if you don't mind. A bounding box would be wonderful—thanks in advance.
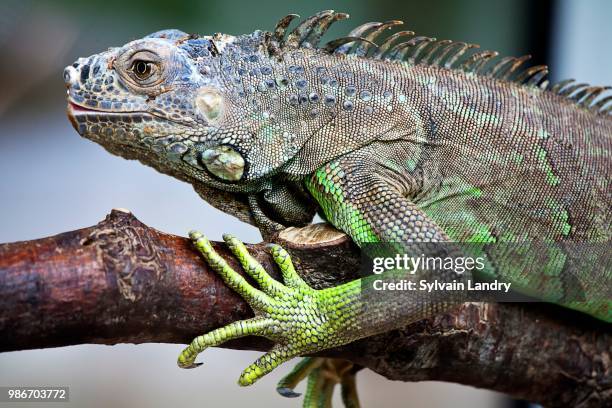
[67,101,143,116]
[65,96,185,158]
[66,99,155,140]
[66,100,152,119]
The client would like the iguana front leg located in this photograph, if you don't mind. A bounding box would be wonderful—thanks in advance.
[179,231,364,407]
[178,232,363,386]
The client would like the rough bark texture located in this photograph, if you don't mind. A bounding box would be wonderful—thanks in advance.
[0,210,609,407]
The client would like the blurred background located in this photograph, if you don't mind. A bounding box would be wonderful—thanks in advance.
[0,0,609,407]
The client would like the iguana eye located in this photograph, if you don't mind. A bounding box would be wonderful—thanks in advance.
[114,46,168,91]
[131,60,153,80]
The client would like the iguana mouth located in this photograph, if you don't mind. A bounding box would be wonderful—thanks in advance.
[67,101,144,116]
[67,100,158,130]
[66,100,193,127]
[66,100,156,138]
[67,102,104,114]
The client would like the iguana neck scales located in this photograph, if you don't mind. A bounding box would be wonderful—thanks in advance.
[64,9,611,406]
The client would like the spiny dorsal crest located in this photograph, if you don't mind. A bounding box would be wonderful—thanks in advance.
[264,10,611,116]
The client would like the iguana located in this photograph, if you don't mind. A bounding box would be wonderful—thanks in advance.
[64,10,611,407]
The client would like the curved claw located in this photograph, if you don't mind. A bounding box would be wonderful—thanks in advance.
[180,362,203,369]
[276,357,324,399]
[276,387,301,398]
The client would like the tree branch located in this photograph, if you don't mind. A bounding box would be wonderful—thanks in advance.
[0,210,609,407]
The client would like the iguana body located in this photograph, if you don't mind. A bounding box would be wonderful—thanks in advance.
[64,10,611,406]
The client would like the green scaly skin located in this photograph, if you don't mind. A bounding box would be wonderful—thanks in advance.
[64,9,611,407]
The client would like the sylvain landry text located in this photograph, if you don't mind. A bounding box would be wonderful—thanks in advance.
[372,279,512,293]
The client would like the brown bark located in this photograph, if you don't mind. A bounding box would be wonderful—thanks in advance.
[0,210,609,407]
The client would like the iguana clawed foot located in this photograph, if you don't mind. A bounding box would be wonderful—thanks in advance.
[178,231,356,389]
[277,357,362,408]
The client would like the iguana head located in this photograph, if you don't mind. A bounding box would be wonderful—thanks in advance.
[64,29,271,189]
[63,11,404,194]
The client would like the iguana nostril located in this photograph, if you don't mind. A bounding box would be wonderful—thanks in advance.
[63,66,78,86]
